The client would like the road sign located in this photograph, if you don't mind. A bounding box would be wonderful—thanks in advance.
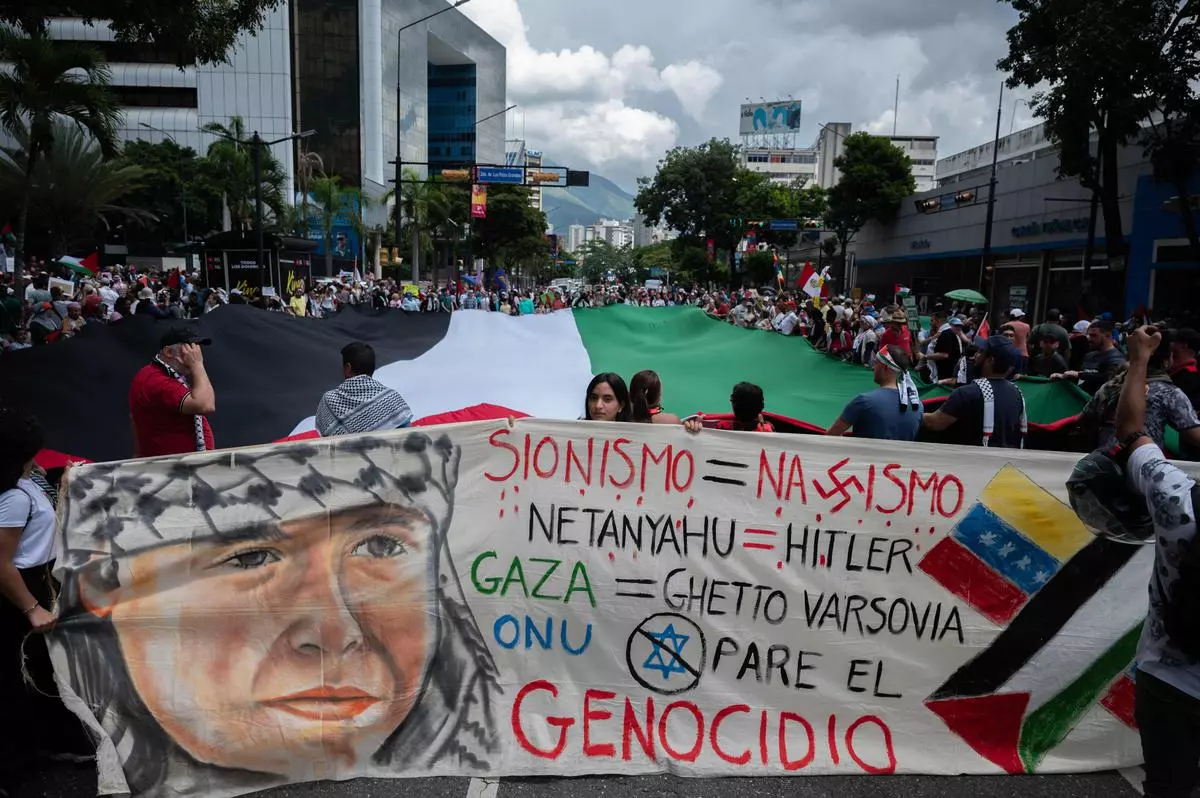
[768,219,799,232]
[475,166,525,185]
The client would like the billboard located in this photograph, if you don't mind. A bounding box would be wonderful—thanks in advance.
[739,101,803,135]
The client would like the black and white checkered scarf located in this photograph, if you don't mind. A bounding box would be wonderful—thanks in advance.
[316,375,414,437]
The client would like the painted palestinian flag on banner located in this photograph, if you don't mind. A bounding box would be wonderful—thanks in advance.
[0,304,1091,464]
[919,464,1150,774]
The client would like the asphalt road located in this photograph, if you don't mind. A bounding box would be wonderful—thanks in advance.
[13,767,1143,798]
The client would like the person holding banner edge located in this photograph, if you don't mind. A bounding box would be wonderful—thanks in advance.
[1067,325,1200,798]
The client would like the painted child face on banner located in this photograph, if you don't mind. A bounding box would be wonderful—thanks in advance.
[58,435,476,787]
[84,503,435,775]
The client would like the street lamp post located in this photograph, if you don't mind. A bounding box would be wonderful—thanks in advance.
[205,127,315,290]
[979,83,1004,310]
[394,0,475,285]
[137,122,190,245]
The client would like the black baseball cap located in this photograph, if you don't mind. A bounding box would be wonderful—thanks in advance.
[978,334,1020,374]
[159,327,212,348]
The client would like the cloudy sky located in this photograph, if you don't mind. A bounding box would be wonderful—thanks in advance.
[460,0,1041,194]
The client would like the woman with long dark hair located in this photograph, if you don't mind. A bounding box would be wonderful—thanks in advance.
[628,370,683,425]
[582,373,631,422]
[0,408,91,791]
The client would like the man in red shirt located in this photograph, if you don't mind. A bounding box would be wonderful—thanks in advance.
[1006,308,1031,357]
[879,309,913,355]
[129,328,216,457]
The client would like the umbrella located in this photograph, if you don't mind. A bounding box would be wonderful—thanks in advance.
[944,288,988,305]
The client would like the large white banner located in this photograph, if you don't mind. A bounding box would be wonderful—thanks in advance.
[51,421,1150,797]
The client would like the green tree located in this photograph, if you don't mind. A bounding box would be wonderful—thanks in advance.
[425,180,470,287]
[633,240,678,280]
[0,121,151,256]
[823,132,915,286]
[743,250,779,287]
[310,174,361,274]
[471,184,548,270]
[120,138,222,248]
[5,0,286,67]
[0,25,121,279]
[997,0,1200,265]
[200,116,286,234]
[577,239,636,285]
[294,147,324,238]
[635,138,744,259]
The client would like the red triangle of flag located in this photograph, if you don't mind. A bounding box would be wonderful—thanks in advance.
[80,251,100,275]
[926,693,1030,774]
[977,318,991,339]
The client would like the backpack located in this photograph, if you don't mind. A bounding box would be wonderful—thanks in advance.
[1160,483,1200,661]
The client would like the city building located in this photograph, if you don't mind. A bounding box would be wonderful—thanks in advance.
[567,224,587,254]
[936,123,1056,187]
[43,0,507,220]
[741,122,936,191]
[46,13,298,200]
[850,122,1200,319]
[883,135,939,193]
[525,149,545,213]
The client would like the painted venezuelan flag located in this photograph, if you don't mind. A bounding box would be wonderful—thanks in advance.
[918,464,1094,624]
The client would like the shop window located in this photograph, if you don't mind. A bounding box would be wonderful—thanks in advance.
[1152,269,1200,318]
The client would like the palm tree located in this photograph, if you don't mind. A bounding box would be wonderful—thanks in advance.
[294,147,324,237]
[0,25,121,279]
[310,174,361,274]
[0,121,153,255]
[200,116,286,232]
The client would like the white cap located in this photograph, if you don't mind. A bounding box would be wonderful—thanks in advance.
[1010,308,1026,318]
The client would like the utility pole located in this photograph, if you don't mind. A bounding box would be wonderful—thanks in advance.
[253,132,265,289]
[979,83,1004,308]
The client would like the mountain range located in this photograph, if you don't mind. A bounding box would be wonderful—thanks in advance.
[542,166,637,233]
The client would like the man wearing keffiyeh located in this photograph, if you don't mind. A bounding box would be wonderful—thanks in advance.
[316,342,414,437]
[826,345,924,441]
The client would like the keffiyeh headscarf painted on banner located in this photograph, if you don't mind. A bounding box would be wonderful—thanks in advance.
[876,349,922,412]
[49,432,500,796]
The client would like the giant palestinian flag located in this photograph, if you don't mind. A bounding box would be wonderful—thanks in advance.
[0,304,1089,464]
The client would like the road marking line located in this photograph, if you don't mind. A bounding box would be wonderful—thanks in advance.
[466,777,500,798]
[1118,766,1145,795]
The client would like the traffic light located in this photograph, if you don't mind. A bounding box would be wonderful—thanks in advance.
[441,169,471,182]
[915,198,940,214]
[954,190,976,204]
[802,219,822,230]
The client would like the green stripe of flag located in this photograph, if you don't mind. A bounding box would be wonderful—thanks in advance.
[1018,622,1143,772]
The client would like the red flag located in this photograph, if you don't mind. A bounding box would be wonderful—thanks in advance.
[167,269,180,289]
[977,318,991,339]
[80,251,100,275]
[797,261,815,289]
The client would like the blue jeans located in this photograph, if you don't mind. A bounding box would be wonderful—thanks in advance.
[1136,670,1200,797]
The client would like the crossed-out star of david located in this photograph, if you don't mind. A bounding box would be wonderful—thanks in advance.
[642,623,691,680]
